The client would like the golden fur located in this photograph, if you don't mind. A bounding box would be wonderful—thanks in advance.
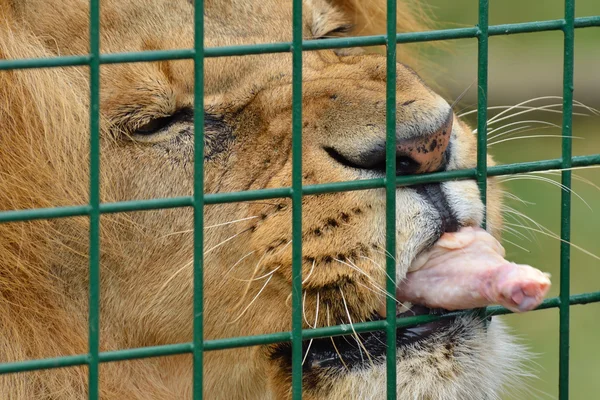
[0,0,521,398]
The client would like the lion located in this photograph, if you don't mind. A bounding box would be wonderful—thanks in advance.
[0,0,528,398]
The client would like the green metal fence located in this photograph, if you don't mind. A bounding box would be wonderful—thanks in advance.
[0,0,599,399]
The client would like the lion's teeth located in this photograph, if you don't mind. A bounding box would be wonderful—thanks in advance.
[397,302,413,314]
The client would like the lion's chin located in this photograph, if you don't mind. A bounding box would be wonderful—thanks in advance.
[269,304,479,373]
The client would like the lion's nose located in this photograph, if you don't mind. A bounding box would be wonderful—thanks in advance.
[325,109,453,175]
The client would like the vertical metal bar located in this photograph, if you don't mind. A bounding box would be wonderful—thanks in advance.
[192,0,205,398]
[476,0,489,226]
[559,0,575,398]
[88,0,101,398]
[385,0,397,398]
[291,0,303,398]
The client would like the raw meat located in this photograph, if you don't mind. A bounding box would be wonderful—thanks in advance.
[396,227,551,313]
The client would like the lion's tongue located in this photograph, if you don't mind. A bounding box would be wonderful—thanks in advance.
[395,227,551,313]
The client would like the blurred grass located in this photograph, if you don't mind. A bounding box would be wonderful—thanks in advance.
[419,1,600,399]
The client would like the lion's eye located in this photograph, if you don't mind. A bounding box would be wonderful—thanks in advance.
[318,24,354,39]
[132,108,194,139]
[135,114,178,135]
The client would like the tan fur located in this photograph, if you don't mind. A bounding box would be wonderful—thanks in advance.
[0,0,517,399]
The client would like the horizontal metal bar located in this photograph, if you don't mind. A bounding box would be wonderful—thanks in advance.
[487,153,600,176]
[100,343,194,363]
[1,17,598,70]
[205,187,291,204]
[101,49,196,64]
[205,42,291,57]
[100,196,194,213]
[204,331,292,351]
[0,55,90,70]
[0,205,91,223]
[0,355,88,374]
[1,291,598,375]
[1,154,598,223]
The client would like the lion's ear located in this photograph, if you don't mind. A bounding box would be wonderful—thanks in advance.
[325,0,430,37]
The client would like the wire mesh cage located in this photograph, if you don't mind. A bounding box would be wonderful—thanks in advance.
[0,0,599,399]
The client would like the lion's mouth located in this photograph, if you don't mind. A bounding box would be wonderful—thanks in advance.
[269,304,460,373]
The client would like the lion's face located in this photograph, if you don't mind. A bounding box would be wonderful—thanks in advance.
[2,0,523,398]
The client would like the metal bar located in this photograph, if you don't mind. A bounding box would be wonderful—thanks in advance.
[385,0,398,398]
[291,0,304,397]
[559,0,575,398]
[2,291,600,376]
[101,49,196,64]
[0,55,91,70]
[2,17,599,71]
[192,0,206,398]
[2,153,600,224]
[87,0,101,397]
[476,0,489,226]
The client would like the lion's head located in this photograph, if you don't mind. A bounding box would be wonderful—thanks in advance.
[0,0,525,398]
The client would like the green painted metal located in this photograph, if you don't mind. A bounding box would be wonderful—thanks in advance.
[2,291,600,376]
[193,0,206,398]
[2,17,599,71]
[560,0,575,398]
[3,152,600,223]
[385,0,398,397]
[0,1,597,399]
[476,0,489,227]
[291,0,304,397]
[88,0,101,398]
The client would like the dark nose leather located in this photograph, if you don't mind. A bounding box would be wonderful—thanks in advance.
[326,110,453,175]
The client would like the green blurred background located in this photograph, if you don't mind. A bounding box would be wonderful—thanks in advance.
[414,1,599,399]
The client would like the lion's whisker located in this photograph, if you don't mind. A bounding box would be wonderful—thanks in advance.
[142,258,193,316]
[339,288,374,367]
[354,279,404,308]
[502,206,550,240]
[159,216,259,238]
[230,266,279,282]
[450,79,476,109]
[459,103,589,119]
[344,258,412,309]
[334,258,389,296]
[234,252,268,309]
[522,165,600,174]
[504,222,600,261]
[224,250,256,276]
[274,240,293,256]
[358,255,395,284]
[487,102,590,126]
[501,224,533,243]
[204,227,252,255]
[371,244,396,261]
[486,124,533,141]
[302,258,316,285]
[302,292,320,365]
[500,237,531,253]
[489,134,580,147]
[228,273,274,324]
[487,119,561,136]
[472,96,598,132]
[303,291,310,327]
[454,102,476,117]
[205,215,259,229]
[501,207,537,241]
[535,170,600,192]
[499,174,591,210]
[502,191,536,206]
[326,304,350,372]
